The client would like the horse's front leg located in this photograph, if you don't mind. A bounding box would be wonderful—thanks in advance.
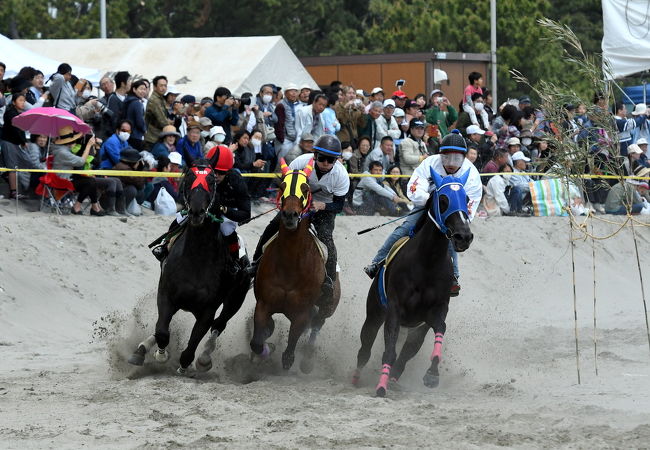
[376,305,400,397]
[352,295,385,386]
[250,303,273,358]
[153,295,179,363]
[178,309,216,374]
[423,305,448,388]
[283,311,310,370]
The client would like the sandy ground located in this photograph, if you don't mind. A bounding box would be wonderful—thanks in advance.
[1,198,650,449]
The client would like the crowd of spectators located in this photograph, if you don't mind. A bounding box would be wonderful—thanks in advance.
[1,60,649,217]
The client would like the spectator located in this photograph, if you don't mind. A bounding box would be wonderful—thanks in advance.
[1,92,35,198]
[462,71,484,126]
[358,101,383,149]
[353,161,401,215]
[98,71,130,140]
[425,89,457,138]
[375,99,401,142]
[147,155,180,207]
[466,147,479,166]
[368,136,394,171]
[457,93,489,134]
[298,85,312,108]
[48,63,76,112]
[123,79,148,150]
[163,86,180,115]
[51,129,105,215]
[203,125,226,155]
[364,87,384,113]
[255,84,277,139]
[348,135,372,174]
[510,151,533,197]
[99,120,132,169]
[197,97,213,118]
[624,144,643,176]
[493,104,521,148]
[605,179,644,215]
[483,89,495,122]
[383,164,412,213]
[151,125,180,160]
[231,129,265,199]
[285,132,314,164]
[322,91,341,136]
[205,87,239,144]
[637,137,650,167]
[483,163,523,216]
[466,124,496,169]
[392,90,407,110]
[176,121,203,166]
[481,148,509,185]
[144,75,170,148]
[506,137,522,164]
[631,103,650,144]
[274,83,299,159]
[399,119,429,175]
[295,93,328,143]
[99,76,115,98]
[112,147,147,211]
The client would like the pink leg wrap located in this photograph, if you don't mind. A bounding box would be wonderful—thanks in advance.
[261,343,271,359]
[352,369,361,385]
[431,333,444,361]
[376,364,391,391]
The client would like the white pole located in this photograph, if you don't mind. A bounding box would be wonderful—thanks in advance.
[490,0,497,107]
[100,0,107,39]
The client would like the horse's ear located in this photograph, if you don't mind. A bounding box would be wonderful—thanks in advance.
[429,166,444,188]
[303,158,315,178]
[208,146,221,169]
[300,182,309,195]
[279,158,290,176]
[458,168,471,185]
[279,181,287,192]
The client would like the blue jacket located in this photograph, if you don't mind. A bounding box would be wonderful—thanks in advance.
[100,133,128,169]
[205,103,239,143]
[176,136,203,166]
[124,95,146,141]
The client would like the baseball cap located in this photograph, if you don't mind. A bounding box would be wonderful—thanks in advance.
[637,138,648,145]
[507,137,521,146]
[383,99,396,108]
[392,90,407,98]
[411,120,425,128]
[371,87,384,95]
[356,89,370,97]
[393,108,405,118]
[628,144,643,154]
[199,117,212,128]
[466,125,485,135]
[180,94,196,104]
[300,131,315,142]
[519,96,532,105]
[430,89,443,97]
[169,152,182,165]
[512,151,531,162]
[284,83,299,92]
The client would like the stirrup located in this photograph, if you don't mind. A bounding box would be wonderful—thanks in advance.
[450,275,460,297]
[364,260,384,279]
[321,275,334,298]
[152,243,169,262]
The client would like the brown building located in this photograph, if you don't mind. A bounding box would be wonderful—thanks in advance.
[300,51,491,107]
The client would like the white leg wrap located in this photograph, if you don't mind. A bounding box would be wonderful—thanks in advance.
[139,335,156,351]
[201,330,220,357]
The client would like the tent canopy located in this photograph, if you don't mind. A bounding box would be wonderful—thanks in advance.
[602,0,650,79]
[0,34,102,83]
[16,36,318,98]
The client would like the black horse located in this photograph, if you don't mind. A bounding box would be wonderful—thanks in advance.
[353,169,474,397]
[128,157,250,374]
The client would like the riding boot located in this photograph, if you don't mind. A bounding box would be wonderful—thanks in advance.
[363,259,385,279]
[151,218,183,262]
[450,275,461,297]
[224,232,242,276]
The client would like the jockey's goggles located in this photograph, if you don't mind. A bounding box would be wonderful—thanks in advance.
[440,151,465,169]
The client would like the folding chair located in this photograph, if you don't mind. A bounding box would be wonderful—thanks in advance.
[35,155,76,215]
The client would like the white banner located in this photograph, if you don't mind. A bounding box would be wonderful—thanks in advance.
[602,0,650,79]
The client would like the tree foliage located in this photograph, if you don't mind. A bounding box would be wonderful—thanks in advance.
[0,0,604,99]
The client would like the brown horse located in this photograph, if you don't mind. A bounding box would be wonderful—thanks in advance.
[250,158,341,372]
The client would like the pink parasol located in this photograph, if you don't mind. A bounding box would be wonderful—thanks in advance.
[13,107,92,137]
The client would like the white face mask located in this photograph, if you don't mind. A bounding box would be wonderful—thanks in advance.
[251,138,262,147]
[214,134,226,143]
[342,150,353,161]
[262,94,273,104]
[475,102,485,112]
[82,90,92,99]
[118,131,130,142]
[201,130,210,138]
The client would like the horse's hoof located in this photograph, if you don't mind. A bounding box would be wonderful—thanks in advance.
[128,345,146,366]
[300,356,314,374]
[196,355,213,372]
[376,387,386,398]
[351,369,361,386]
[176,366,195,377]
[282,352,295,370]
[153,348,169,363]
[423,370,440,388]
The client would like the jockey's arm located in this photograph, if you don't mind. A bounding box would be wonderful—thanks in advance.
[406,158,433,207]
[222,173,251,223]
[323,195,345,213]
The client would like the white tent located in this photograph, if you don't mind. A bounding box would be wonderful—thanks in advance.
[602,0,650,79]
[16,36,318,97]
[0,34,101,83]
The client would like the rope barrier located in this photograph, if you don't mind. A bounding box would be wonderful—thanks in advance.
[2,166,650,180]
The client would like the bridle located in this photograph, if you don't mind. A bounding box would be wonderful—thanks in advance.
[427,167,470,239]
[183,162,218,216]
[276,157,314,219]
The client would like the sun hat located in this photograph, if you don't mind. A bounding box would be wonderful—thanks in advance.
[284,83,299,92]
[159,125,180,139]
[507,137,521,146]
[628,144,643,154]
[54,125,83,145]
[637,138,648,145]
[632,103,648,116]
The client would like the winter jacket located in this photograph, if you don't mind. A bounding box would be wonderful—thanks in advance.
[425,105,458,137]
[99,133,129,169]
[144,91,169,145]
[124,95,146,141]
[334,103,365,146]
[2,105,26,146]
[205,103,239,144]
[399,137,428,175]
[49,73,76,112]
[233,144,258,172]
[176,136,203,166]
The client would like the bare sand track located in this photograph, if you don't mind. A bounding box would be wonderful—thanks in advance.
[1,206,650,448]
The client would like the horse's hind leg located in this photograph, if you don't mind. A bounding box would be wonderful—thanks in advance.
[376,307,400,397]
[212,273,249,335]
[282,312,310,370]
[250,303,273,358]
[178,309,216,374]
[353,303,385,386]
[391,324,429,382]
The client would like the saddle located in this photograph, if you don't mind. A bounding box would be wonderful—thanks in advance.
[385,236,410,268]
[263,227,328,264]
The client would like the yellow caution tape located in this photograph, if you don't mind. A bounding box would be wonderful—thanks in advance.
[0,167,648,181]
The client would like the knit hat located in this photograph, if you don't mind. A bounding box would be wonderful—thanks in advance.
[439,129,467,153]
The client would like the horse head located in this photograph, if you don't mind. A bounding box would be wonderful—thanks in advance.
[181,157,219,226]
[428,167,474,252]
[277,157,313,230]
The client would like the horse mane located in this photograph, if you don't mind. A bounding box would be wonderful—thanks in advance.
[413,195,433,235]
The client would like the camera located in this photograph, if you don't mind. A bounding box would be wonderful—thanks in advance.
[396,79,406,88]
[436,97,444,104]
[235,96,252,106]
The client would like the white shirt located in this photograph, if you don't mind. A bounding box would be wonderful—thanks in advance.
[290,153,350,204]
[485,175,510,215]
[406,154,483,220]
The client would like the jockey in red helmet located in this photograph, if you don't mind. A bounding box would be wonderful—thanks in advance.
[152,145,252,276]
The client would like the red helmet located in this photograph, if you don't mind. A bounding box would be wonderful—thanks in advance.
[206,145,234,171]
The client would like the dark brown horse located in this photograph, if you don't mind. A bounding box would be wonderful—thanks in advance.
[250,158,341,372]
[128,156,250,374]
